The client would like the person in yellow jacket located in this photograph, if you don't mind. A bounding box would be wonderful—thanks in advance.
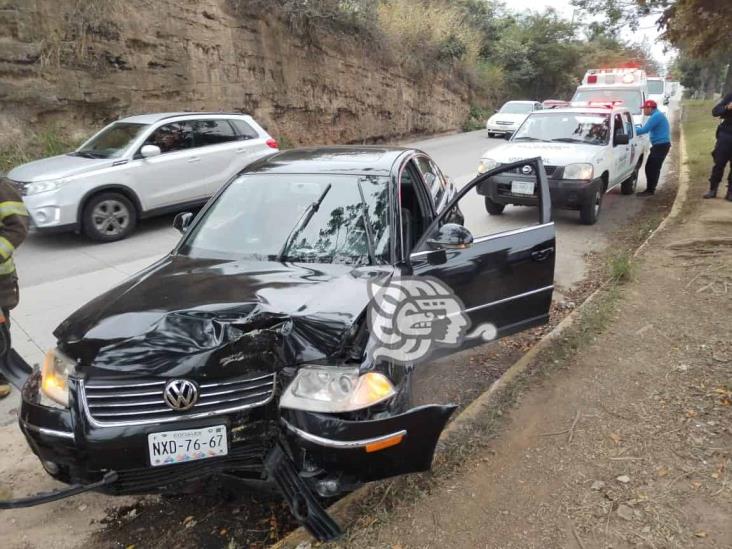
[0,180,29,398]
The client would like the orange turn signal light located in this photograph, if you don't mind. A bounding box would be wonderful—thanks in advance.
[365,433,404,453]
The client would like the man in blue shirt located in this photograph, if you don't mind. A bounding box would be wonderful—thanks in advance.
[635,100,671,196]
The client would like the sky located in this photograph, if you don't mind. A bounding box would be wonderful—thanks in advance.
[505,0,674,71]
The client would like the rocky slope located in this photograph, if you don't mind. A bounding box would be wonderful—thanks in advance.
[0,0,475,148]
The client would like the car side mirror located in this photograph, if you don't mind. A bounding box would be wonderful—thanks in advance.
[426,223,473,250]
[140,144,161,158]
[614,133,630,146]
[173,212,193,234]
[663,97,670,105]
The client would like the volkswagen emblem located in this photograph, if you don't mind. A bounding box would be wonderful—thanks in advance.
[521,165,533,175]
[163,379,199,411]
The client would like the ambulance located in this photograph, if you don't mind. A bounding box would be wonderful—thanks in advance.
[571,67,650,157]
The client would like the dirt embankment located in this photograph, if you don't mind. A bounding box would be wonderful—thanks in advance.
[0,0,475,148]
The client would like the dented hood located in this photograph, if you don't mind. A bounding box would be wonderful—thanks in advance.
[56,255,393,378]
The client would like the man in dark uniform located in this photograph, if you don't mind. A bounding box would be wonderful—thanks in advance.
[0,179,29,398]
[703,91,732,200]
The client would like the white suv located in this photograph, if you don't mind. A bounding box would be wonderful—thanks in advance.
[3,112,279,241]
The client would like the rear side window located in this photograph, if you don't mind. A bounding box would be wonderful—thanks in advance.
[230,119,259,140]
[623,113,634,137]
[144,121,195,154]
[191,119,239,146]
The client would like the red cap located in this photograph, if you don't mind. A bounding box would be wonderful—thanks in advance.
[643,99,658,109]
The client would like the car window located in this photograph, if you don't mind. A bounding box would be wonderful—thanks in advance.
[230,119,259,140]
[180,174,390,265]
[512,112,610,145]
[414,156,445,208]
[623,113,634,137]
[613,114,624,138]
[144,122,195,154]
[499,102,534,114]
[572,89,643,115]
[191,119,239,147]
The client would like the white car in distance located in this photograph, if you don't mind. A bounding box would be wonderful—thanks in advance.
[4,112,279,241]
[486,101,543,138]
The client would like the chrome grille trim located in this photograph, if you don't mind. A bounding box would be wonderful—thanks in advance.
[81,373,276,427]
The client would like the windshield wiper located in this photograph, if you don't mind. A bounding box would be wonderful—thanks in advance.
[277,183,332,262]
[550,138,592,144]
[512,136,545,142]
[356,178,376,266]
[69,151,103,159]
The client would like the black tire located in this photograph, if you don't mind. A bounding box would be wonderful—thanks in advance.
[487,132,494,138]
[82,192,137,242]
[621,168,638,195]
[579,189,602,225]
[484,196,505,215]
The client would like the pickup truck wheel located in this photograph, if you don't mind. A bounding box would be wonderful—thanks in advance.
[621,168,638,195]
[579,190,602,225]
[82,192,137,242]
[487,132,494,138]
[484,196,505,215]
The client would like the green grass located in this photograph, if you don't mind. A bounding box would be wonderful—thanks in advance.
[462,105,493,132]
[608,251,634,283]
[681,100,717,188]
[0,127,80,175]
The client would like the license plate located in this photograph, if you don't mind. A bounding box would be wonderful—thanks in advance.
[148,425,227,467]
[511,180,535,195]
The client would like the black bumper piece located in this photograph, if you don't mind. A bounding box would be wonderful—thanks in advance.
[265,444,343,542]
[0,471,118,509]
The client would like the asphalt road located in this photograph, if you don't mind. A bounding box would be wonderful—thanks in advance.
[3,120,673,420]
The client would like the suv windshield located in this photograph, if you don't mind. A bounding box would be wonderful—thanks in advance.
[513,112,611,145]
[179,174,390,265]
[572,89,643,114]
[74,122,149,159]
[499,102,534,114]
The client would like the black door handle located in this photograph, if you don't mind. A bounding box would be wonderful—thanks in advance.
[531,247,554,262]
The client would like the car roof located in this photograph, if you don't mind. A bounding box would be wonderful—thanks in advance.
[117,112,251,124]
[535,107,629,115]
[243,146,412,177]
[503,100,538,104]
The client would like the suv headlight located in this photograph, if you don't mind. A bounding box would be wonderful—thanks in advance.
[563,163,594,180]
[26,179,67,195]
[280,365,396,413]
[478,158,500,174]
[40,348,74,408]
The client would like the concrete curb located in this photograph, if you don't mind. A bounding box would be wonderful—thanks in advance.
[274,108,691,549]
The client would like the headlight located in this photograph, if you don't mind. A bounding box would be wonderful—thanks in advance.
[40,348,74,408]
[25,179,67,195]
[280,365,396,413]
[478,158,500,174]
[563,163,594,180]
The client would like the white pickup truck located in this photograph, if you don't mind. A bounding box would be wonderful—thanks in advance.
[476,104,644,224]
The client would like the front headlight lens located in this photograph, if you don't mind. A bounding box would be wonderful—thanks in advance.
[478,158,499,174]
[280,365,396,413]
[40,349,74,408]
[563,163,594,180]
[25,179,66,195]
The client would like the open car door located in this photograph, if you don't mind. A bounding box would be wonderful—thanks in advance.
[409,157,555,346]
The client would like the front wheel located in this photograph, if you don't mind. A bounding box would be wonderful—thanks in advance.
[579,190,602,225]
[621,169,638,195]
[82,192,137,242]
[484,196,505,215]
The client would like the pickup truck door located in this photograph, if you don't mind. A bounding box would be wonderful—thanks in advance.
[611,113,631,186]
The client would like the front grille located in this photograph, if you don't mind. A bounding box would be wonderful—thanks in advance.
[503,165,559,178]
[83,372,276,426]
[109,441,268,494]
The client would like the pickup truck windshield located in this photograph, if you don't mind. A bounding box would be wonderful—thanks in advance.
[73,122,149,159]
[179,174,391,265]
[572,89,643,115]
[513,112,611,145]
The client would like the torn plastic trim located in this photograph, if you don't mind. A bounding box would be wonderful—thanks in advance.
[283,419,406,449]
[0,471,118,510]
[0,349,34,390]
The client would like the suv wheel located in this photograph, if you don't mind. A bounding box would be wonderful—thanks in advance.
[621,168,638,195]
[83,192,137,242]
[579,190,602,225]
[484,196,505,215]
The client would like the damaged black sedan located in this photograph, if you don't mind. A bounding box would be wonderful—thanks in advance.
[1,147,556,540]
